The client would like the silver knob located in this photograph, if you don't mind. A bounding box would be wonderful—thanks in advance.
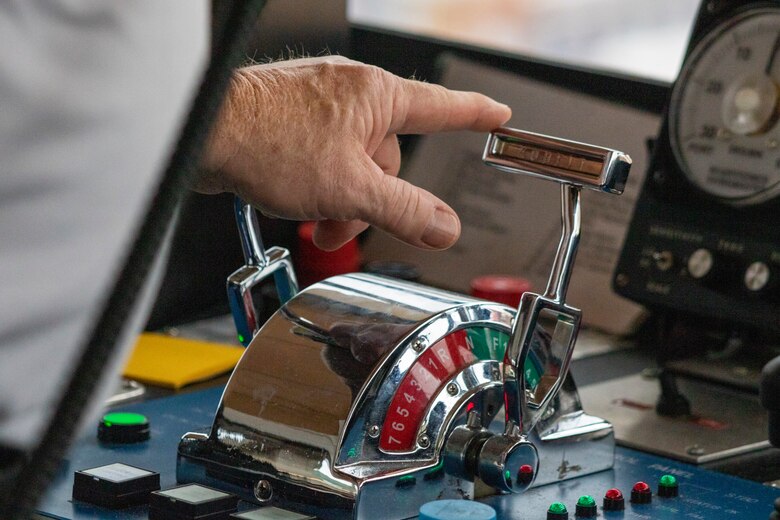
[745,261,771,292]
[477,433,539,493]
[687,248,714,280]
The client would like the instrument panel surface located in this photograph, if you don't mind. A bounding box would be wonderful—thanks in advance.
[37,387,779,519]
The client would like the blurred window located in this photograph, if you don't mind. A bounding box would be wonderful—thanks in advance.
[347,0,700,83]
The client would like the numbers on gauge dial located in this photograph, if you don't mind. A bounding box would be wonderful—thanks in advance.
[670,9,780,205]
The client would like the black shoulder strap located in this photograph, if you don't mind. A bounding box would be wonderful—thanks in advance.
[0,2,267,517]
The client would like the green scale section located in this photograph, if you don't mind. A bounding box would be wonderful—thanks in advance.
[465,327,542,390]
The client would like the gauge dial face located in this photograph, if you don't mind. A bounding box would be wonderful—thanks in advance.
[670,9,780,205]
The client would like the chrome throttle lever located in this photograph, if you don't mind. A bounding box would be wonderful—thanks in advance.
[227,198,298,346]
[475,128,631,493]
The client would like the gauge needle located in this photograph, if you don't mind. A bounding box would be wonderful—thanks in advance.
[765,32,780,75]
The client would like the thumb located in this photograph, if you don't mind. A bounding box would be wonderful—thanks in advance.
[359,158,461,250]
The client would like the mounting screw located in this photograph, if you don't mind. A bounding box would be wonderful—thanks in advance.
[615,273,630,287]
[706,1,716,13]
[254,480,273,502]
[418,434,431,449]
[686,444,706,456]
[446,382,459,396]
[368,425,380,438]
[412,338,426,352]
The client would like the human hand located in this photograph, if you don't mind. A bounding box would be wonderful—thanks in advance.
[199,56,511,250]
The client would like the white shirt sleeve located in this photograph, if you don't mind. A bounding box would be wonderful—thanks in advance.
[0,0,209,449]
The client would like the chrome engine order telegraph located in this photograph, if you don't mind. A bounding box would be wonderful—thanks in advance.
[177,128,631,519]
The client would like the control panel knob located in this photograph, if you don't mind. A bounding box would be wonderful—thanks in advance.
[652,250,675,272]
[574,495,598,517]
[546,503,569,520]
[476,435,539,493]
[744,261,771,292]
[98,412,150,444]
[657,474,679,498]
[602,488,625,511]
[687,248,714,280]
[630,481,652,504]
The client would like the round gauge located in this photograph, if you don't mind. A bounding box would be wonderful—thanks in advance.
[670,8,780,205]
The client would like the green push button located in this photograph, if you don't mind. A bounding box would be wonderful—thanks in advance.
[546,501,568,519]
[98,412,150,444]
[576,496,596,507]
[575,495,597,517]
[102,412,147,427]
[658,474,680,498]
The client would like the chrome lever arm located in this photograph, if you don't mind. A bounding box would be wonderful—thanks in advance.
[544,184,581,304]
[228,197,298,346]
[235,197,268,267]
[472,127,630,493]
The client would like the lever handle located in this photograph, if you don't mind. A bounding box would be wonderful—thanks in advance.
[483,127,631,195]
[227,197,298,346]
[476,128,630,491]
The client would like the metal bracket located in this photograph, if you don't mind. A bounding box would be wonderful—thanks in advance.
[227,198,298,346]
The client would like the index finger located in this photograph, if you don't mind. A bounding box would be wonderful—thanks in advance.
[388,76,511,135]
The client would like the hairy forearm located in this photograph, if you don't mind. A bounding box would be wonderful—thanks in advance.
[201,70,269,192]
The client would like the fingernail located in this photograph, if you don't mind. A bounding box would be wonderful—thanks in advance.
[422,209,459,249]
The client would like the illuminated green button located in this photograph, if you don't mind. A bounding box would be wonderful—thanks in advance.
[102,413,147,427]
[546,501,568,519]
[576,496,595,507]
[575,495,597,517]
[98,412,150,444]
[658,474,679,498]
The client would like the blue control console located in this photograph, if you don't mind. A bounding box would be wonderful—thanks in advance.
[38,388,780,519]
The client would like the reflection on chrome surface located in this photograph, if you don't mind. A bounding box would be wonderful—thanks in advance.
[178,274,614,519]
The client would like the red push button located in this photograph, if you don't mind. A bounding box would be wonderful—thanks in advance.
[630,481,652,504]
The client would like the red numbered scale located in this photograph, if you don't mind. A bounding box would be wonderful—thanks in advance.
[380,330,477,451]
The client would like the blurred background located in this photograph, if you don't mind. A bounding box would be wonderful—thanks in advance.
[147,0,700,329]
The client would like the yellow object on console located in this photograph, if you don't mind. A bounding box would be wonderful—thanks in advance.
[123,333,244,389]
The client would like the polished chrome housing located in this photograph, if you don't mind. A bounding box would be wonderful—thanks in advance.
[178,275,614,519]
[483,127,632,194]
[179,128,629,519]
